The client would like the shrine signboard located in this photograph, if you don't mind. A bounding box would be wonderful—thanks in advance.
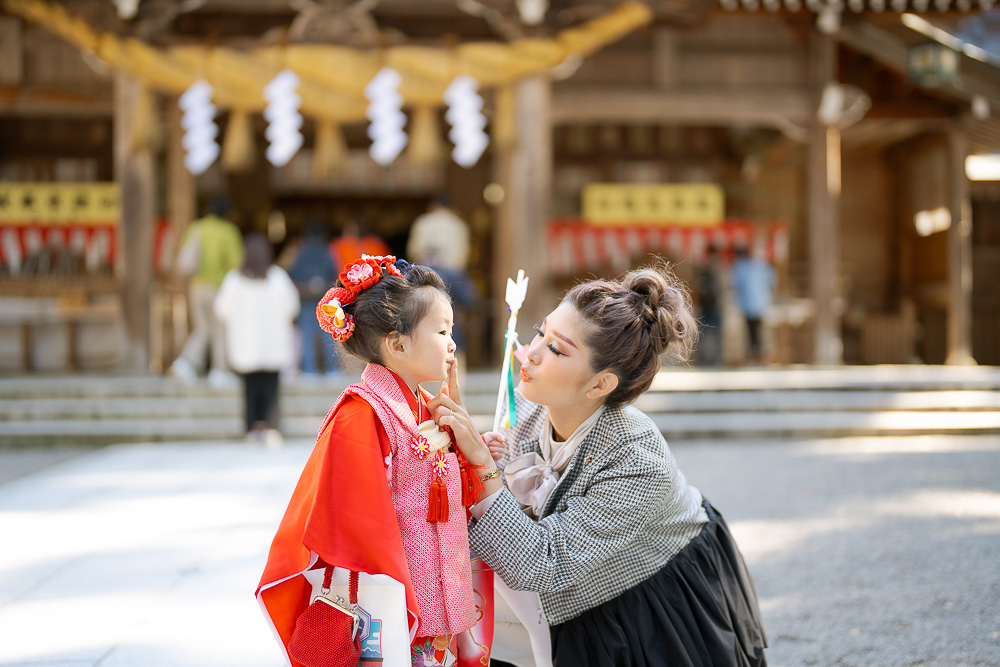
[0,183,119,225]
[582,183,725,226]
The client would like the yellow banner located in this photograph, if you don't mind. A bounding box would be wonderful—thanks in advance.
[0,183,120,225]
[582,184,724,226]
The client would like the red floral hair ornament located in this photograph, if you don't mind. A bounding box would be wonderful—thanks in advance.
[339,257,383,293]
[317,286,357,341]
[319,255,405,342]
[368,255,402,277]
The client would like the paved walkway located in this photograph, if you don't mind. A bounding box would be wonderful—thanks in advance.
[1,435,998,666]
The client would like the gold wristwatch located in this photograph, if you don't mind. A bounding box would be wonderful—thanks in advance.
[479,468,501,482]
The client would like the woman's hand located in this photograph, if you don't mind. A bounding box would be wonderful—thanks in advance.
[427,361,494,470]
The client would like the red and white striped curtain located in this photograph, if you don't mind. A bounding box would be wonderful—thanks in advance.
[548,220,788,276]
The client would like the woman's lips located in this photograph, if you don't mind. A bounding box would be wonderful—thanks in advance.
[519,367,531,382]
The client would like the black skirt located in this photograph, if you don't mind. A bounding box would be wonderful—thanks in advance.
[549,501,767,667]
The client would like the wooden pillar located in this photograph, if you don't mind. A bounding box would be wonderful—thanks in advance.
[808,33,843,365]
[493,76,554,350]
[113,73,156,372]
[167,100,196,259]
[148,100,196,373]
[945,122,975,365]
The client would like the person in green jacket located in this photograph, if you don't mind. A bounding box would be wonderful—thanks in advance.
[170,195,243,385]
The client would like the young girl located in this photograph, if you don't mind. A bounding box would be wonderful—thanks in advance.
[256,255,490,667]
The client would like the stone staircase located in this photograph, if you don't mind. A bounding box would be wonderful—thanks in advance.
[1,366,999,446]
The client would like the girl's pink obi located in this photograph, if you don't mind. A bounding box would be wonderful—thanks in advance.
[330,364,476,637]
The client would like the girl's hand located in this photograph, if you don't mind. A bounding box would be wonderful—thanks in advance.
[482,431,506,462]
[427,361,493,469]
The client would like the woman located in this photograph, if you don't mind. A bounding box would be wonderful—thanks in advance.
[215,233,299,445]
[430,266,767,666]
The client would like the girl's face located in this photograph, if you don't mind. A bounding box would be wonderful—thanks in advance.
[391,291,457,388]
[517,302,602,408]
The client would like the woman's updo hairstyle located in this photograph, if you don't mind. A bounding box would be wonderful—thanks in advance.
[338,261,450,365]
[564,265,697,407]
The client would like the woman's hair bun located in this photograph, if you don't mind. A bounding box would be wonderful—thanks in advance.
[619,268,692,358]
[564,263,698,407]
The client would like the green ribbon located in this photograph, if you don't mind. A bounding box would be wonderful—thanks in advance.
[507,350,517,427]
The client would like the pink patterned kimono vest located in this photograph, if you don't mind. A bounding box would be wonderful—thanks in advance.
[319,364,476,637]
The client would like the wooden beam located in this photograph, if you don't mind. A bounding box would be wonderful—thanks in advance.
[551,86,811,127]
[0,85,112,116]
[945,122,975,365]
[839,21,1000,109]
[113,72,155,372]
[808,32,843,365]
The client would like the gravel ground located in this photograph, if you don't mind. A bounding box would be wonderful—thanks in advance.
[669,434,1000,667]
[1,435,997,667]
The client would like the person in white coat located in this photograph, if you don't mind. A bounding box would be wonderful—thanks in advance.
[215,233,300,445]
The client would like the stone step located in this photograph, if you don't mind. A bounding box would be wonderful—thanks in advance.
[650,366,1000,391]
[2,389,999,423]
[634,389,1000,412]
[3,409,1000,447]
[651,410,1000,438]
[2,366,997,445]
[0,392,502,420]
[0,372,500,399]
[2,365,999,399]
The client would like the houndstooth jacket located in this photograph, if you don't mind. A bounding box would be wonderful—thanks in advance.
[468,391,708,626]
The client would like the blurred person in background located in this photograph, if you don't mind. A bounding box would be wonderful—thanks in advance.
[731,245,775,365]
[694,244,724,367]
[171,195,243,386]
[215,234,299,447]
[329,216,390,271]
[406,195,469,275]
[288,220,339,376]
[406,195,476,357]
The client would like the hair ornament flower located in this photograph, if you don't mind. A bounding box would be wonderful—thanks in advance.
[339,257,383,293]
[362,254,402,277]
[330,286,357,306]
[317,286,357,341]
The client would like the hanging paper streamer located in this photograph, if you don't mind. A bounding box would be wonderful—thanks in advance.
[178,79,220,175]
[444,74,489,168]
[364,67,408,166]
[493,269,530,433]
[263,69,304,167]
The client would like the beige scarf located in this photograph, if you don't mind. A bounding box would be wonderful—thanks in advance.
[505,406,606,519]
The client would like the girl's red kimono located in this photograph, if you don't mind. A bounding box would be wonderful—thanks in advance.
[256,364,491,667]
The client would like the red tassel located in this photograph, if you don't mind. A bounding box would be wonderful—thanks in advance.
[456,451,485,508]
[467,464,484,506]
[460,466,471,507]
[437,480,449,522]
[428,481,440,523]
